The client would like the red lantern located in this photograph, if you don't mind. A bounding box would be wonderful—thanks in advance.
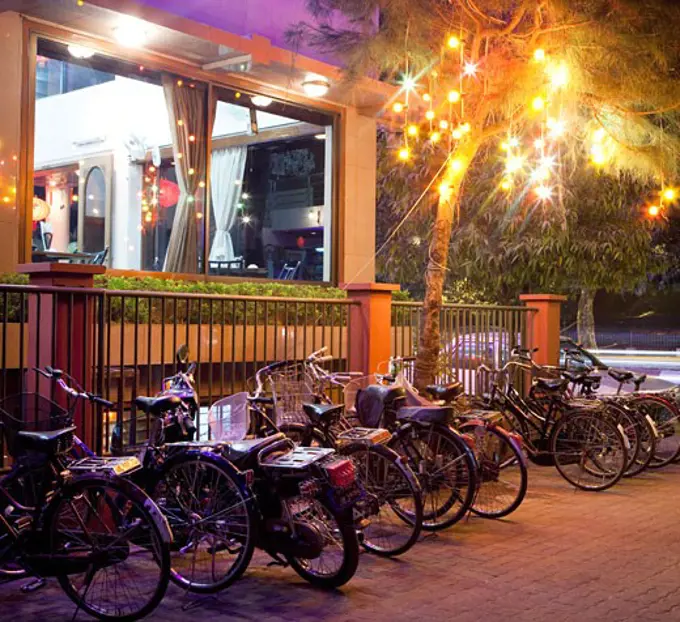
[159,179,180,208]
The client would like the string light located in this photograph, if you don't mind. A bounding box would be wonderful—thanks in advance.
[534,49,546,62]
[500,179,513,191]
[392,102,405,113]
[423,93,431,102]
[508,137,520,148]
[593,128,606,143]
[547,117,565,138]
[663,188,677,201]
[425,110,435,121]
[439,182,452,198]
[452,128,464,140]
[463,62,478,77]
[401,75,417,92]
[407,124,419,136]
[430,131,441,143]
[648,204,661,217]
[398,147,410,161]
[460,122,471,133]
[451,158,465,173]
[534,138,545,150]
[547,61,570,89]
[591,144,607,166]
[532,96,545,111]
[500,142,510,151]
[439,120,449,130]
[506,154,525,173]
[535,185,553,201]
[447,90,461,103]
[447,35,460,49]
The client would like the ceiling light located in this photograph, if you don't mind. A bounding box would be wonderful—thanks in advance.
[251,95,273,107]
[68,44,96,59]
[302,74,330,98]
[113,18,148,48]
[315,133,326,140]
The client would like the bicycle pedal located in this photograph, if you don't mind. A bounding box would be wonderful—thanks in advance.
[21,577,47,593]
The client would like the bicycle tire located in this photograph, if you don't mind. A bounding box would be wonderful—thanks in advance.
[550,411,627,491]
[629,395,680,468]
[457,423,528,519]
[340,442,423,557]
[151,451,256,594]
[46,473,171,622]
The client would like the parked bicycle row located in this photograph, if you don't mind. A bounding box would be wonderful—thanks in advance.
[1,343,678,619]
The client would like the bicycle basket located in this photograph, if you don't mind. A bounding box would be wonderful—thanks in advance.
[0,393,73,457]
[265,364,319,426]
[208,392,249,441]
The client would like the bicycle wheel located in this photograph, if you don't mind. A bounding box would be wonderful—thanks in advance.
[390,424,477,531]
[46,474,171,622]
[600,402,640,476]
[614,403,655,477]
[340,442,422,557]
[550,411,627,491]
[152,452,255,593]
[631,396,680,468]
[285,496,359,589]
[457,423,528,519]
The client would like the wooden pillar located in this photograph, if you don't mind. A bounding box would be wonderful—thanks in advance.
[520,294,566,367]
[344,283,399,374]
[17,263,106,450]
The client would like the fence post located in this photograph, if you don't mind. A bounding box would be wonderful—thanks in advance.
[519,294,566,366]
[18,263,106,449]
[344,283,399,374]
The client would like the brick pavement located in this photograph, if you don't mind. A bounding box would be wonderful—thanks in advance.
[4,465,680,621]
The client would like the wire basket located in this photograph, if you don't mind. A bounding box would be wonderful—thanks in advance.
[265,364,319,426]
[0,393,73,458]
[208,392,250,441]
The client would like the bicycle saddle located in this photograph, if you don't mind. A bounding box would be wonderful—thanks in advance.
[608,368,634,383]
[633,373,647,389]
[534,378,568,393]
[17,426,76,453]
[396,406,453,424]
[303,403,343,423]
[424,383,464,402]
[134,395,182,415]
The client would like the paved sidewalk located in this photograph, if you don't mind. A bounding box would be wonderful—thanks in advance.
[4,465,680,621]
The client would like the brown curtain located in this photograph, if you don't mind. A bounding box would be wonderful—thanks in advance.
[162,74,211,273]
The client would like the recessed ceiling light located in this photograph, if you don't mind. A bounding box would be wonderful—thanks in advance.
[251,95,272,107]
[113,18,148,48]
[68,44,96,59]
[302,74,330,98]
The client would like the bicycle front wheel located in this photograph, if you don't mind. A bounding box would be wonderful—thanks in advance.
[341,442,422,557]
[631,396,680,468]
[46,475,171,622]
[551,412,627,491]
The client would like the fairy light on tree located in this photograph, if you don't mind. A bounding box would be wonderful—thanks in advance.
[292,0,680,388]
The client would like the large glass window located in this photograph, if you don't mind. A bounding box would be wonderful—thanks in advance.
[32,38,334,280]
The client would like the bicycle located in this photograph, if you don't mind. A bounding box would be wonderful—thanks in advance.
[0,389,172,620]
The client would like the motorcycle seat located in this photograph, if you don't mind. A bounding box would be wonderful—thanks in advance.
[134,395,182,415]
[396,406,453,424]
[424,383,464,402]
[608,368,634,383]
[222,433,287,465]
[303,403,343,423]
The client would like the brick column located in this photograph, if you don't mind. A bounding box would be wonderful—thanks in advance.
[344,283,399,375]
[519,294,567,367]
[18,263,106,450]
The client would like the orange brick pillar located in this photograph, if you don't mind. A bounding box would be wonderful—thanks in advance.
[344,283,399,375]
[519,294,567,367]
[18,263,106,450]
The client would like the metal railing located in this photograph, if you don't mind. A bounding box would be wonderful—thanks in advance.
[391,301,535,393]
[0,284,356,464]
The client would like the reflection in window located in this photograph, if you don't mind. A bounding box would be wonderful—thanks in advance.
[83,167,106,253]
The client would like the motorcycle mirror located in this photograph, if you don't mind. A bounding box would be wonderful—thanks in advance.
[176,344,190,366]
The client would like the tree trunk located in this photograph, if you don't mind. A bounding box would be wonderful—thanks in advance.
[414,145,477,389]
[577,288,597,349]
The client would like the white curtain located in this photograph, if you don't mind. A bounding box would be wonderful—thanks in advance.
[209,146,247,262]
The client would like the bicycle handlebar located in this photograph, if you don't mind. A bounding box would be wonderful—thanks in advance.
[34,367,115,408]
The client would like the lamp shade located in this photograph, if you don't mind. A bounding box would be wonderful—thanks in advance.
[32,197,51,222]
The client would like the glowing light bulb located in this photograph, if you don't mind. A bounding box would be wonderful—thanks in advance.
[423,93,431,102]
[663,188,676,201]
[548,61,570,89]
[535,185,553,201]
[407,124,419,137]
[425,110,435,121]
[532,96,545,111]
[500,179,513,191]
[447,90,461,103]
[430,131,441,143]
[242,215,252,224]
[534,49,546,62]
[398,147,410,161]
[648,205,660,217]
[392,102,405,113]
[439,182,451,197]
[509,137,520,148]
[451,158,464,173]
[506,155,525,173]
[593,128,606,143]
[461,122,471,133]
[547,117,565,138]
[531,166,551,182]
[439,120,449,130]
[534,138,545,150]
[501,142,510,151]
[463,62,478,77]
[447,35,460,49]
[402,75,417,91]
[591,144,606,166]
[452,128,464,140]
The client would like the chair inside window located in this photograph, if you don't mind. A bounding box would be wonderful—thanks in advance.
[278,261,301,280]
[90,247,109,265]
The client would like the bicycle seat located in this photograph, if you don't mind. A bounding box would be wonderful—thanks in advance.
[17,426,76,453]
[222,433,286,467]
[633,373,647,388]
[303,403,344,423]
[424,383,464,402]
[534,378,568,393]
[608,368,634,383]
[562,371,585,383]
[396,406,453,424]
[134,395,182,415]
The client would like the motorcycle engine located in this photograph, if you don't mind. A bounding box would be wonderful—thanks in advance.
[264,518,325,559]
